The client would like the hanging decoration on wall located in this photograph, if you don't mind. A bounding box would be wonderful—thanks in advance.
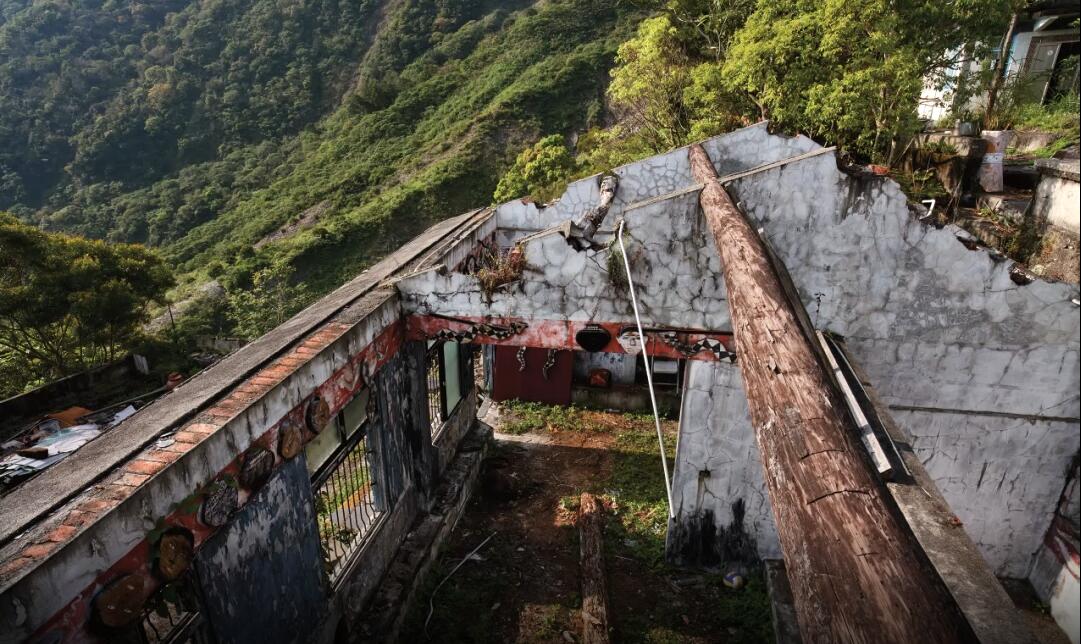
[616,329,643,354]
[575,325,611,352]
[238,445,275,490]
[305,394,332,433]
[154,528,195,581]
[200,476,238,527]
[660,332,737,363]
[428,320,528,343]
[278,421,304,460]
[516,346,528,372]
[92,573,147,628]
[542,349,559,380]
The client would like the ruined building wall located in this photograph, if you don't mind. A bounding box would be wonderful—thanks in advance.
[725,146,1079,577]
[0,278,485,644]
[194,457,327,644]
[668,361,779,565]
[1027,458,1080,644]
[398,123,1079,580]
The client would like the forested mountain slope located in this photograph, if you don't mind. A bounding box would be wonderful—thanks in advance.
[1,0,637,294]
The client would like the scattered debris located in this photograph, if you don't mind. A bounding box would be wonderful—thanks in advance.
[0,404,137,489]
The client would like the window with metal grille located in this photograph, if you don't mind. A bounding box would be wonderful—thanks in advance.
[138,572,215,644]
[307,389,381,583]
[426,341,471,435]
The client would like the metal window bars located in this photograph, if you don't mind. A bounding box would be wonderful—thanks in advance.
[311,422,380,583]
[427,342,446,430]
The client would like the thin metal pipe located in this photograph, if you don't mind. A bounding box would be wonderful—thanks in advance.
[616,219,674,518]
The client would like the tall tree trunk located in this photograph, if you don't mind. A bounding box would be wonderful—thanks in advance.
[688,144,972,644]
[986,13,1018,120]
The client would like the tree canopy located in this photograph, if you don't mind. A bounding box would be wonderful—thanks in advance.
[600,0,1014,163]
[492,135,576,203]
[0,213,173,395]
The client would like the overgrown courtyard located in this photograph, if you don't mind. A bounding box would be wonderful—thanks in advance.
[400,402,774,643]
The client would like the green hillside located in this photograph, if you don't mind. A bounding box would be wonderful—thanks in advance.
[1,0,638,295]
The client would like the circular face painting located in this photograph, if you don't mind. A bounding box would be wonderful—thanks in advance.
[616,330,643,355]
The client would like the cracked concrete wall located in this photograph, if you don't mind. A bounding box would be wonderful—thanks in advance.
[725,148,1079,577]
[399,122,1079,578]
[400,188,730,330]
[493,122,818,248]
[668,360,779,566]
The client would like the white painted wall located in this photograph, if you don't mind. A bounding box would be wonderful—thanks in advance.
[671,361,780,559]
[1034,172,1080,235]
[1029,462,1080,644]
[728,145,1078,577]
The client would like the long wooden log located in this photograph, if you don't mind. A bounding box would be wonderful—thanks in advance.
[578,492,611,644]
[688,144,971,643]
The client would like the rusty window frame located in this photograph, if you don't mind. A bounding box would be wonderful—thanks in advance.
[310,410,381,583]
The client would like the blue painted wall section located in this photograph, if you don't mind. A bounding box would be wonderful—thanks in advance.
[194,457,326,644]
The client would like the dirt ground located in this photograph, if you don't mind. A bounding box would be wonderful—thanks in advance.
[398,402,773,643]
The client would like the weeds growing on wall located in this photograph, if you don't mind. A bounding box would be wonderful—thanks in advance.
[606,238,629,292]
[475,246,527,297]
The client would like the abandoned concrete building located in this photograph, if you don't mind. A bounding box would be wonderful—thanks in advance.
[0,123,1078,643]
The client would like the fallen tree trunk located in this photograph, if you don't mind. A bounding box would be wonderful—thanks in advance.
[578,492,610,644]
[688,144,971,644]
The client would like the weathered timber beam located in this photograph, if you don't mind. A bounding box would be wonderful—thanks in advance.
[688,144,972,644]
[571,175,619,249]
[578,492,611,644]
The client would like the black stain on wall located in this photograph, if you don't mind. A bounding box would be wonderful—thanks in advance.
[668,499,759,569]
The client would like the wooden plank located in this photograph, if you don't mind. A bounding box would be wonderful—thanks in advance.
[578,492,610,644]
[815,331,893,477]
[688,143,971,644]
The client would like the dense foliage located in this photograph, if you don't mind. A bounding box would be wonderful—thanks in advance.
[492,135,576,203]
[723,0,1013,162]
[0,213,172,397]
[0,0,376,213]
[597,0,1014,164]
[0,0,640,394]
[0,0,1027,395]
